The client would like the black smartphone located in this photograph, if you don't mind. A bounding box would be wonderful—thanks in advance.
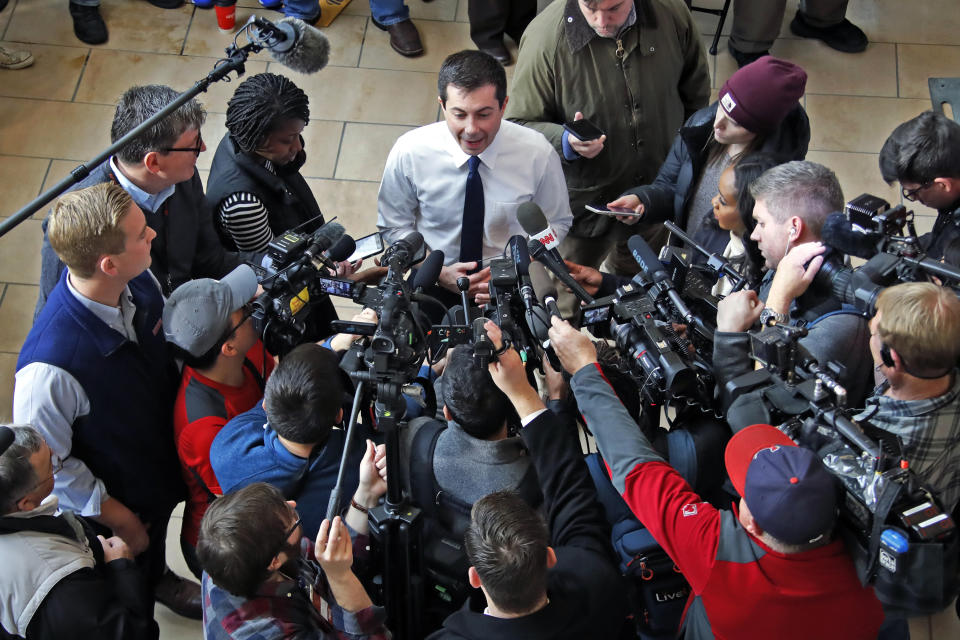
[347,232,385,263]
[329,319,378,336]
[563,118,605,142]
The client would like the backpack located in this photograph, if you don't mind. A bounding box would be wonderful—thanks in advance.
[584,452,691,640]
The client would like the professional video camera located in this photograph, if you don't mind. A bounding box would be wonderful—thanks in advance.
[248,220,356,356]
[815,194,960,314]
[724,322,959,614]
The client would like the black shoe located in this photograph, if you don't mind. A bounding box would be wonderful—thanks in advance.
[479,42,511,66]
[372,17,424,58]
[789,11,867,53]
[69,2,108,45]
[144,0,183,8]
[0,0,9,13]
[727,41,768,69]
[154,571,202,620]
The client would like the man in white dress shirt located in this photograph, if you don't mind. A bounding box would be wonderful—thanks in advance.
[377,49,572,305]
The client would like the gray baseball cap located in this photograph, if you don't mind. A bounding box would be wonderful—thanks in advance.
[163,265,259,357]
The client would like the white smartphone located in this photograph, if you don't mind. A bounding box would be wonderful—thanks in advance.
[585,204,642,218]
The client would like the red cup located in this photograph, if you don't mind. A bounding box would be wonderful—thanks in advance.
[214,2,236,32]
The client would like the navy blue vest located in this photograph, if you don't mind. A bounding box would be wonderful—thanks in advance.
[17,270,185,521]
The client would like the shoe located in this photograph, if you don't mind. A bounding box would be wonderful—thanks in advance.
[0,0,8,12]
[372,18,424,58]
[258,0,282,8]
[154,570,202,620]
[0,44,34,70]
[193,0,214,8]
[480,42,511,66]
[727,41,768,69]
[69,2,108,45]
[789,11,867,53]
[145,0,184,8]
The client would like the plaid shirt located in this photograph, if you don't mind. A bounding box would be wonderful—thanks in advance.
[202,535,390,640]
[857,375,960,512]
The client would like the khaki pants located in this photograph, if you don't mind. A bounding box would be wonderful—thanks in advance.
[730,0,850,53]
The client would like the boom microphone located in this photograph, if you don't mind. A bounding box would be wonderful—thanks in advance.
[517,202,564,264]
[303,221,345,262]
[324,234,356,264]
[822,212,881,260]
[249,16,330,74]
[528,239,596,304]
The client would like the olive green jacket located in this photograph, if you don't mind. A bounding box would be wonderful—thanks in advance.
[506,0,710,237]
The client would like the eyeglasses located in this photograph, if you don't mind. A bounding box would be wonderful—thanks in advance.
[274,508,302,557]
[223,301,255,339]
[901,181,933,202]
[163,132,204,156]
[15,452,63,502]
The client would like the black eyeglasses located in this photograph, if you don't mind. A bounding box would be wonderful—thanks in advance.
[163,132,203,156]
[274,509,302,556]
[14,452,63,502]
[223,301,255,340]
[902,181,933,202]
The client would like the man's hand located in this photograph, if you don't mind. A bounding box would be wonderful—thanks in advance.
[543,357,568,402]
[438,263,491,301]
[355,439,387,507]
[567,111,606,159]
[547,317,597,374]
[765,242,826,314]
[95,497,149,556]
[334,259,362,278]
[328,308,379,352]
[604,194,644,225]
[484,321,544,418]
[716,290,763,332]
[564,260,603,296]
[98,535,133,563]
[315,516,354,579]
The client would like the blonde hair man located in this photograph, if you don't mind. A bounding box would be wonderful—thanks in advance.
[14,182,202,619]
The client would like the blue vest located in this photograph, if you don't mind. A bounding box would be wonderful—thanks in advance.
[17,270,185,521]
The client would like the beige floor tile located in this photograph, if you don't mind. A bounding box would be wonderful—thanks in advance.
[897,44,960,100]
[306,177,380,239]
[359,17,471,72]
[804,151,900,206]
[0,42,88,102]
[805,95,930,153]
[335,122,412,181]
[159,508,202,640]
[691,0,732,40]
[714,38,897,97]
[0,0,18,35]
[42,160,92,197]
[279,65,440,125]
[299,119,345,179]
[0,284,38,352]
[912,213,937,237]
[0,353,17,423]
[0,156,51,217]
[701,35,717,87]
[195,112,227,172]
[0,98,114,160]
[455,0,467,23]
[5,0,192,54]
[74,49,269,110]
[847,0,960,46]
[0,217,43,285]
[343,0,459,21]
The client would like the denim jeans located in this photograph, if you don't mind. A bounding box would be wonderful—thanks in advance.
[281,0,408,25]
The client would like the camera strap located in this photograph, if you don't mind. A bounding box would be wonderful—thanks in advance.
[863,477,904,582]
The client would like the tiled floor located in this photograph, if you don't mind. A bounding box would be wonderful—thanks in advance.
[1,0,958,637]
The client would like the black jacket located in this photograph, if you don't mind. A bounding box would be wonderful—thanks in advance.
[624,101,810,232]
[205,134,325,250]
[0,513,158,640]
[428,411,630,639]
[923,201,960,262]
[35,160,260,318]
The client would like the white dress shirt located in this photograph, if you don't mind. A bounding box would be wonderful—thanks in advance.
[13,271,163,517]
[377,120,573,266]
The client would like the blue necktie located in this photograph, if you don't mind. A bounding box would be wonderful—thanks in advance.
[459,155,484,266]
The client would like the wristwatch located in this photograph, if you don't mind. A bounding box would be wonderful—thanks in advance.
[759,307,789,326]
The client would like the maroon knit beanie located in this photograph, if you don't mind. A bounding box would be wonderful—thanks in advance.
[718,56,807,134]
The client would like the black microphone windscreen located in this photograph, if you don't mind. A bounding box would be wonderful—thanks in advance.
[314,221,345,248]
[517,201,549,236]
[528,261,557,300]
[272,18,330,74]
[508,235,530,276]
[0,426,13,456]
[326,234,355,262]
[628,235,667,279]
[414,250,445,290]
[822,212,879,260]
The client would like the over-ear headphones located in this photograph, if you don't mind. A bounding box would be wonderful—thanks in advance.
[880,343,895,368]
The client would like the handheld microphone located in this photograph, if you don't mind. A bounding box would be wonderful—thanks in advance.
[0,426,14,456]
[527,239,596,304]
[517,202,565,265]
[628,235,695,324]
[413,250,445,292]
[248,16,331,74]
[508,235,537,311]
[822,212,881,260]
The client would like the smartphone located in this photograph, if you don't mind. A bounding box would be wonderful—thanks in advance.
[584,204,642,218]
[563,118,605,142]
[329,319,378,336]
[347,232,385,263]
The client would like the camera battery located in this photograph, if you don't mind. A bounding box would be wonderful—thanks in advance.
[899,501,956,541]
